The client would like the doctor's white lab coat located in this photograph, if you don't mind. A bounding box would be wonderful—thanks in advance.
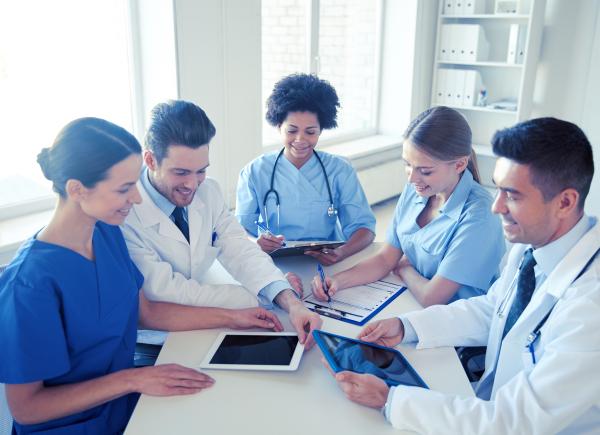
[122,178,288,309]
[391,218,600,434]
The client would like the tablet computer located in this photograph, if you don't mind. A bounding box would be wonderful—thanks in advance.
[270,241,345,258]
[313,330,428,388]
[199,332,305,371]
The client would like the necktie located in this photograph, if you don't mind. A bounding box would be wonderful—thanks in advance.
[502,248,537,337]
[171,206,189,243]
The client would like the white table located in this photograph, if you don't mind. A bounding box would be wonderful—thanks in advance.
[126,244,474,435]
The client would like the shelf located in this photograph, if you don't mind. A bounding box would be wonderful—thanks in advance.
[437,60,523,68]
[446,104,518,115]
[441,14,529,20]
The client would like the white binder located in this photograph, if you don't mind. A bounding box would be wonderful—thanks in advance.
[435,68,449,105]
[463,0,485,14]
[443,0,455,15]
[462,70,483,107]
[462,24,489,61]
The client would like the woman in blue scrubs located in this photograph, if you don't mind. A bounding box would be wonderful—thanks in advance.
[0,118,282,434]
[236,73,376,265]
[312,107,505,306]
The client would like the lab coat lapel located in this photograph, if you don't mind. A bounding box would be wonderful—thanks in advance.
[485,220,600,398]
[135,180,188,244]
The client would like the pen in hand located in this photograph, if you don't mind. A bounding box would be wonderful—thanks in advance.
[317,264,332,304]
[255,221,286,247]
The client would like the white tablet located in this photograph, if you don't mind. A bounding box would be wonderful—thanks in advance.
[199,332,305,371]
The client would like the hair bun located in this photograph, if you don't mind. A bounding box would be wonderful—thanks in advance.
[37,147,54,180]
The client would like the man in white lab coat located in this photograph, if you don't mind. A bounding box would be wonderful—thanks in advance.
[122,100,321,346]
[324,117,600,434]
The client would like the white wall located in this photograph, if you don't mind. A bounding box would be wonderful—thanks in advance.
[173,0,263,206]
[527,0,600,216]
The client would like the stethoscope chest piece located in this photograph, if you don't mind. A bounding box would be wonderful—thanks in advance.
[327,204,337,217]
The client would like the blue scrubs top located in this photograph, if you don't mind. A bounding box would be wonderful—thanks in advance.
[236,150,376,241]
[386,169,505,301]
[0,222,143,434]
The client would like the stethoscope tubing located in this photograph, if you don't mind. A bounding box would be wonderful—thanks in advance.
[262,148,336,225]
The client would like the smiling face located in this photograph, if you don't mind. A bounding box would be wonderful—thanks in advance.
[492,157,567,248]
[77,154,143,225]
[280,111,321,168]
[146,144,210,207]
[402,140,467,200]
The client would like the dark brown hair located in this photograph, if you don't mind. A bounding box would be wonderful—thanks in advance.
[403,106,480,183]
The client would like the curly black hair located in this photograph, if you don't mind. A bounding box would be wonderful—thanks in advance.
[265,73,340,130]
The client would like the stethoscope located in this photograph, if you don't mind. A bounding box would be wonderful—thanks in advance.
[262,148,337,231]
[496,255,526,318]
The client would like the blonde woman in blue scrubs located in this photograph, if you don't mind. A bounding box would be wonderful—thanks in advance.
[312,106,505,306]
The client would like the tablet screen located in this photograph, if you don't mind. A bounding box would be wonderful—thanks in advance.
[209,334,300,365]
[315,331,427,388]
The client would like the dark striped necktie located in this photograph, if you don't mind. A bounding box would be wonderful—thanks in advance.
[171,206,189,243]
[502,248,537,337]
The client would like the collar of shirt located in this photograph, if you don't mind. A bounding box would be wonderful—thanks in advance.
[412,168,474,222]
[530,214,593,278]
[140,166,187,220]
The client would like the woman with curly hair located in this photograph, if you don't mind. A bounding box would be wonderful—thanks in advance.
[236,73,376,266]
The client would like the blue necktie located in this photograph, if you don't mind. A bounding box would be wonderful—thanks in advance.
[171,207,189,243]
[502,248,537,337]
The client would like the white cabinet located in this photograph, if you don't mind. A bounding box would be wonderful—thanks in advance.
[431,0,546,185]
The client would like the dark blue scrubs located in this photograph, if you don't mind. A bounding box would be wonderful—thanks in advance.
[0,222,143,434]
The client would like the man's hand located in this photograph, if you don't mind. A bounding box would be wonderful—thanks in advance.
[275,290,322,349]
[304,247,345,266]
[128,364,215,396]
[257,233,286,253]
[227,307,284,331]
[285,272,304,298]
[320,358,389,409]
[358,318,404,348]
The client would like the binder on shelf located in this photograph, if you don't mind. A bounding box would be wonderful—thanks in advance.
[454,0,465,15]
[439,24,451,60]
[462,70,483,107]
[443,0,455,15]
[435,68,449,105]
[450,69,466,107]
[507,24,527,63]
[464,0,485,14]
[463,24,489,61]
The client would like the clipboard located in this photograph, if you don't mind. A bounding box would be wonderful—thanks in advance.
[303,280,406,326]
[269,240,345,258]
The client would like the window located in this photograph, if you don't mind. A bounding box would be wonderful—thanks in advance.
[261,0,382,146]
[0,1,135,218]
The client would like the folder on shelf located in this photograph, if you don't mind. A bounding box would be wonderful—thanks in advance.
[463,0,485,15]
[462,70,483,107]
[443,0,455,16]
[462,24,489,61]
[435,68,449,105]
[450,69,466,107]
[439,24,451,60]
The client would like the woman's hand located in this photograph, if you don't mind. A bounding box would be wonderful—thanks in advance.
[392,255,412,278]
[128,364,215,396]
[304,247,345,266]
[256,233,286,253]
[310,273,340,302]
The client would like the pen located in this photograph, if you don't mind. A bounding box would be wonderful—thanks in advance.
[255,221,286,247]
[314,307,343,320]
[317,264,332,303]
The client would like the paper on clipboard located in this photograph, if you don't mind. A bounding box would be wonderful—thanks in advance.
[303,280,406,325]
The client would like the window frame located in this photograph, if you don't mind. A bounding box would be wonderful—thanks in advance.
[262,0,385,149]
[0,0,143,222]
